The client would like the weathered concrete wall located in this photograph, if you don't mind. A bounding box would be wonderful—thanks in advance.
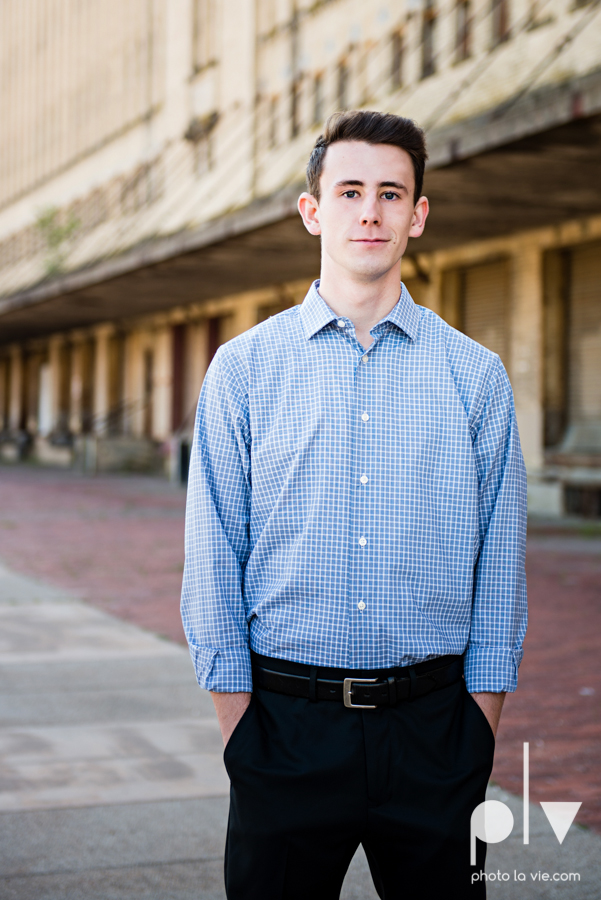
[1,0,600,514]
[1,0,600,295]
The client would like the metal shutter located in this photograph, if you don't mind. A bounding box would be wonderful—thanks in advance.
[463,260,510,369]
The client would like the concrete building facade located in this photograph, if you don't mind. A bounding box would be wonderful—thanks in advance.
[1,0,600,515]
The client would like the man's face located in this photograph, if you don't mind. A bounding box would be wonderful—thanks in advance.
[299,141,428,283]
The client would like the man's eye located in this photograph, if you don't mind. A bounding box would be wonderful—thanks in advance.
[343,190,358,198]
[383,191,398,200]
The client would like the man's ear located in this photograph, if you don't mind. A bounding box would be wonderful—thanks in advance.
[298,192,321,236]
[408,196,429,239]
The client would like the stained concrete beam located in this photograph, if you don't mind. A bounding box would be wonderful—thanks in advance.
[1,72,601,344]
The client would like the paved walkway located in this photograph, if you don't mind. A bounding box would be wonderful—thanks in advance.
[0,563,383,899]
[0,467,187,643]
[493,529,601,833]
[1,562,600,899]
[1,465,601,897]
[1,466,600,832]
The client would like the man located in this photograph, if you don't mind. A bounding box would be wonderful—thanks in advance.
[181,110,527,900]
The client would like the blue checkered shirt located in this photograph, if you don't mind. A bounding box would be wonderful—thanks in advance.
[181,281,527,694]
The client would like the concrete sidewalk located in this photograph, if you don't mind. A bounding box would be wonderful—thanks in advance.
[2,466,600,828]
[0,564,599,900]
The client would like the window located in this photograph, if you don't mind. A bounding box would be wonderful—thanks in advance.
[193,137,212,178]
[526,0,554,28]
[184,112,218,176]
[565,486,601,519]
[257,0,277,36]
[337,60,349,110]
[422,0,437,78]
[528,0,540,25]
[192,0,216,72]
[313,73,324,126]
[491,0,510,46]
[391,31,404,89]
[290,80,301,139]
[269,97,279,149]
[456,0,471,61]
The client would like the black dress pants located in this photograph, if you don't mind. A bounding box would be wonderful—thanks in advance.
[223,658,495,900]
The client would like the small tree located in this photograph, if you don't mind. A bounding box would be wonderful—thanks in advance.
[35,206,80,276]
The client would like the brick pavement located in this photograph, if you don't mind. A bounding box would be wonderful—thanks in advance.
[1,464,600,833]
[492,528,601,834]
[0,465,187,644]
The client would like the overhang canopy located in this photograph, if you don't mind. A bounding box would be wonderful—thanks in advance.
[1,70,601,344]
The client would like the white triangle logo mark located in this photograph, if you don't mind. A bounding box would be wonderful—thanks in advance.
[540,802,582,844]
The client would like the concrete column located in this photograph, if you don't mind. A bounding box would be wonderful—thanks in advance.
[123,330,142,437]
[421,265,442,317]
[69,336,85,434]
[185,320,209,422]
[0,356,8,430]
[38,363,52,437]
[232,300,258,338]
[509,241,544,474]
[47,337,64,435]
[24,353,39,434]
[93,325,113,435]
[152,327,172,440]
[8,345,23,432]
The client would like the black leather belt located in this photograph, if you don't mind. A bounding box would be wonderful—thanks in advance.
[252,653,463,709]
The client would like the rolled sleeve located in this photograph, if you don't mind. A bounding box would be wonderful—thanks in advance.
[464,645,522,694]
[180,349,253,693]
[465,357,528,694]
[188,643,253,693]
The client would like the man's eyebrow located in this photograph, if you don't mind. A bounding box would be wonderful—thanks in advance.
[379,181,407,191]
[334,179,408,191]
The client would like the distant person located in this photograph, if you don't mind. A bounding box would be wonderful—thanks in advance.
[181,109,527,900]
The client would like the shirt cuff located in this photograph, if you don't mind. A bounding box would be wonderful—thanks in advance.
[189,643,253,692]
[463,644,523,693]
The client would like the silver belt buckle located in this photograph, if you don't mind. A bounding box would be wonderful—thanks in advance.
[343,677,378,709]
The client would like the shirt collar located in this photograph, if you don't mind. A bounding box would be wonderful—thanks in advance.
[299,281,339,340]
[299,280,421,342]
[379,282,421,342]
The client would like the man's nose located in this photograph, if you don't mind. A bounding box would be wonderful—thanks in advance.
[360,198,381,225]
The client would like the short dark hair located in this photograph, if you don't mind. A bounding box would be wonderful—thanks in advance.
[306,110,428,205]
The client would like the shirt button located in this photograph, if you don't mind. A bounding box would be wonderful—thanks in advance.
[337,319,345,328]
[361,412,369,422]
[360,475,368,484]
[359,536,367,547]
[358,601,366,611]
[362,355,369,364]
